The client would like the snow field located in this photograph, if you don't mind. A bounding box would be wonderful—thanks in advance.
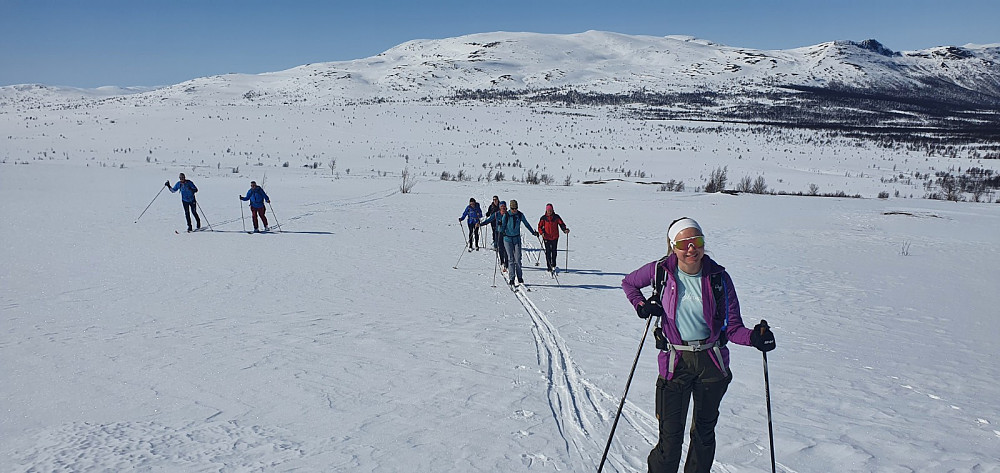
[2,102,999,471]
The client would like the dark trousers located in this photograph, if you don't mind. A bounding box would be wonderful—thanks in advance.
[493,231,509,267]
[183,200,201,229]
[467,223,479,248]
[543,238,559,270]
[250,206,268,229]
[648,350,731,473]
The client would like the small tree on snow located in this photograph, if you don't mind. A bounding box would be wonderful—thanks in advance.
[400,167,416,194]
[704,166,728,193]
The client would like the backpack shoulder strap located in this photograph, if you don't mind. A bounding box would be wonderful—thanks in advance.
[651,256,670,298]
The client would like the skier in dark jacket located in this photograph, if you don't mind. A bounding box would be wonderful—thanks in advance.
[497,199,538,287]
[239,180,271,232]
[478,200,509,272]
[485,195,501,250]
[166,173,200,232]
[537,203,569,272]
[458,198,483,251]
[621,217,776,473]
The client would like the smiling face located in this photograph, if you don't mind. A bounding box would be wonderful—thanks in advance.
[672,227,705,274]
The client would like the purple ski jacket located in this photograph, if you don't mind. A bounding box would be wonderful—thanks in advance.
[622,254,753,380]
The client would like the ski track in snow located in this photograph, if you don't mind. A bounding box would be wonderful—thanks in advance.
[507,273,673,472]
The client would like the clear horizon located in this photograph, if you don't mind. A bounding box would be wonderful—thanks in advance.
[2,0,998,88]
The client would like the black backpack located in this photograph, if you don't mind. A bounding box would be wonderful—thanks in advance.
[649,257,729,349]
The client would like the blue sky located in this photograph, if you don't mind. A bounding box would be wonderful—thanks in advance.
[2,0,997,88]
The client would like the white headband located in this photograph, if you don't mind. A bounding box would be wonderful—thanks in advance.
[668,218,703,244]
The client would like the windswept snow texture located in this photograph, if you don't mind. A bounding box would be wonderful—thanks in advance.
[2,31,1000,472]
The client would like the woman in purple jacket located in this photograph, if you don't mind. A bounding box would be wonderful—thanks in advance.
[621,217,775,473]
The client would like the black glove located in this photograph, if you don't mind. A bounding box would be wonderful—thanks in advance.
[164,181,170,187]
[750,319,776,352]
[636,297,665,319]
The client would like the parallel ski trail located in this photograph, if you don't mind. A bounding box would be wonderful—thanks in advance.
[508,283,658,470]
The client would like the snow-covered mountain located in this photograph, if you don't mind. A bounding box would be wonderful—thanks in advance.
[4,31,998,131]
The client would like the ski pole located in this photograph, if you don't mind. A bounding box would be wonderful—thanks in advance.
[458,222,469,249]
[195,200,214,231]
[135,184,167,223]
[240,200,246,233]
[534,236,544,266]
[267,201,281,232]
[598,315,656,473]
[534,235,542,266]
[763,351,776,473]
[491,246,500,287]
[453,225,469,269]
[565,233,569,270]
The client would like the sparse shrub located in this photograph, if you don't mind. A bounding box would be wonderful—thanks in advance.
[736,175,753,193]
[400,167,416,193]
[658,179,685,192]
[440,171,452,181]
[878,191,890,199]
[808,184,820,196]
[563,174,573,186]
[704,166,728,193]
[282,161,289,168]
[751,176,767,194]
[494,171,505,182]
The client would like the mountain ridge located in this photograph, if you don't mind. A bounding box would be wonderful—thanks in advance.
[3,31,998,132]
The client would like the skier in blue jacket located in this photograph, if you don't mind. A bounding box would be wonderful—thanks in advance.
[239,180,271,232]
[165,173,201,232]
[458,198,483,251]
[498,199,539,287]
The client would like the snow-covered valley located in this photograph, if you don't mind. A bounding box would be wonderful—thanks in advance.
[2,31,1000,472]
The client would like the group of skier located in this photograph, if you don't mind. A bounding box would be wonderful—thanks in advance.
[459,196,569,288]
[161,173,272,233]
[156,172,779,472]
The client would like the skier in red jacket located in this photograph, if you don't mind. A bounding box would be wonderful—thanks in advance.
[537,203,569,273]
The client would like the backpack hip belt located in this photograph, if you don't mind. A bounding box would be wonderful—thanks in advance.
[665,340,725,377]
[655,327,725,377]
